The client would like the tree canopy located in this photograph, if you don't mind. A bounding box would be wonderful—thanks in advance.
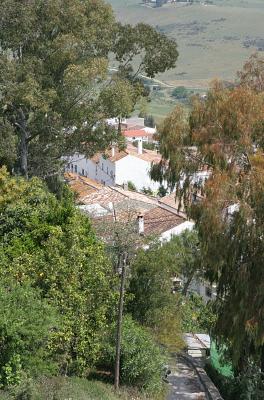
[0,167,117,379]
[151,54,264,370]
[0,0,178,178]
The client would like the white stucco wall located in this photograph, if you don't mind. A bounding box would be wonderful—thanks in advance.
[115,155,160,191]
[66,155,96,178]
[66,152,161,191]
[160,220,195,242]
[65,154,116,185]
[95,155,115,185]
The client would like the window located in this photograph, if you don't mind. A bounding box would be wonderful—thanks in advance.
[107,167,109,174]
[74,165,77,173]
[82,169,84,176]
[71,164,73,171]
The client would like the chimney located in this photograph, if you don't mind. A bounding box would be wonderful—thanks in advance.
[137,139,143,155]
[137,214,144,235]
[111,146,115,157]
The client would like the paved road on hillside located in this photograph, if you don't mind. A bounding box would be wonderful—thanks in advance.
[167,356,207,400]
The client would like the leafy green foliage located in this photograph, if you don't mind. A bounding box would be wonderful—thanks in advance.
[127,241,184,351]
[127,181,137,191]
[0,168,117,377]
[100,315,166,395]
[0,0,178,178]
[180,293,216,333]
[172,86,188,99]
[144,115,155,128]
[151,55,264,372]
[0,280,58,387]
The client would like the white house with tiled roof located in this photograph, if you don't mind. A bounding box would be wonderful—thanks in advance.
[66,141,162,192]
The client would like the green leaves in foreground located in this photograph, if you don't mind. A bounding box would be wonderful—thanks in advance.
[0,280,58,387]
[0,167,117,381]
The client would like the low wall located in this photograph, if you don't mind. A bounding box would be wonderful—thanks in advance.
[180,352,224,400]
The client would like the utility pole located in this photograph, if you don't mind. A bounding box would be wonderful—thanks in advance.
[114,252,127,390]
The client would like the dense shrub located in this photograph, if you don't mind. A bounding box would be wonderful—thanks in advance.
[0,280,58,387]
[0,168,117,379]
[100,316,166,395]
[206,362,264,400]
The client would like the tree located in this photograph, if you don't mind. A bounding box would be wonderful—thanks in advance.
[172,86,188,99]
[138,97,149,118]
[150,57,264,371]
[93,205,146,390]
[237,52,264,92]
[127,240,186,352]
[0,1,178,178]
[144,114,155,128]
[0,167,117,376]
[100,315,166,395]
[168,230,203,296]
[0,279,58,387]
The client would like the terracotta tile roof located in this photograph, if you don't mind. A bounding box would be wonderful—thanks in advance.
[65,174,186,236]
[123,129,149,138]
[126,143,161,163]
[125,124,146,131]
[143,207,186,236]
[64,173,102,201]
[112,187,158,206]
[90,143,161,164]
[81,186,126,206]
[158,193,178,209]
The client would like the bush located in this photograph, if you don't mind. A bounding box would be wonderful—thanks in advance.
[99,316,166,395]
[206,361,264,400]
[180,293,216,333]
[0,169,117,377]
[171,86,188,99]
[0,280,58,388]
[127,181,137,191]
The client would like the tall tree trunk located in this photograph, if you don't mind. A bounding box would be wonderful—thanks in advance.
[20,130,28,179]
[260,345,264,373]
[114,253,127,391]
[182,274,194,296]
[118,117,122,135]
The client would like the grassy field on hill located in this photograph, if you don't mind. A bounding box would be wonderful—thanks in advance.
[108,0,264,89]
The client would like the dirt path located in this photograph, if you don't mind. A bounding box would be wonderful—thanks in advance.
[167,356,206,400]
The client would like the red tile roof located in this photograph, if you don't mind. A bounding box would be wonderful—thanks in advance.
[143,207,186,236]
[123,129,148,138]
[91,143,161,164]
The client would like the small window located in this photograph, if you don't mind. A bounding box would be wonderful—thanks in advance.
[82,169,84,176]
[74,165,77,173]
[107,167,109,174]
[71,164,73,171]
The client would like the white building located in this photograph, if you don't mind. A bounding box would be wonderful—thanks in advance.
[66,141,162,192]
[123,129,154,143]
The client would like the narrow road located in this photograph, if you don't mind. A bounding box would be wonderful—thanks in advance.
[167,356,206,400]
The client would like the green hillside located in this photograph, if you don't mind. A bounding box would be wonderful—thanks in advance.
[108,0,264,88]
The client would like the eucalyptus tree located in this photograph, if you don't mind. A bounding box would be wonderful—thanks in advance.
[0,0,178,178]
[151,56,264,371]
